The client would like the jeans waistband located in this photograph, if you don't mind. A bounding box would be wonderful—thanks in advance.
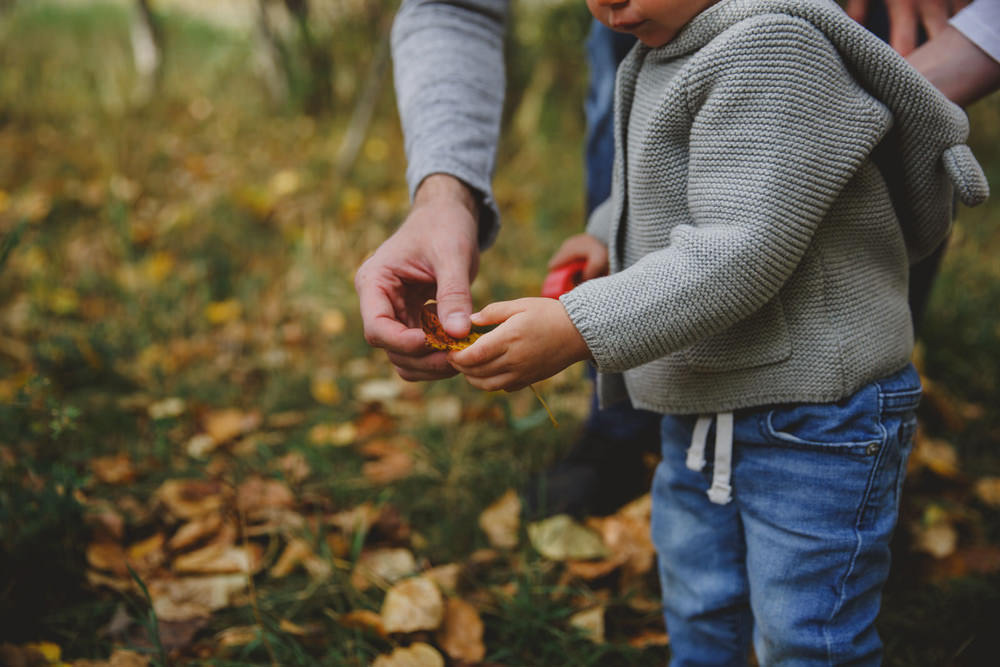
[876,363,922,414]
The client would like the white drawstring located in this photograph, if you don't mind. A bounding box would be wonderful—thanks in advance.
[684,412,735,505]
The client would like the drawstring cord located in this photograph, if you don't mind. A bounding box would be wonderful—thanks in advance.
[685,412,734,505]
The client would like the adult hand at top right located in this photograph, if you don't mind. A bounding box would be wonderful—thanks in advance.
[844,0,967,56]
[354,174,481,381]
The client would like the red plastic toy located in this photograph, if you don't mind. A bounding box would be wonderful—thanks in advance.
[541,259,587,299]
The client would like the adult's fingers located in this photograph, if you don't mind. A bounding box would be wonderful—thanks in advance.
[434,263,474,340]
[387,349,459,381]
[843,0,870,23]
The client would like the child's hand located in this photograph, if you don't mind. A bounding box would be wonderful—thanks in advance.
[548,234,609,280]
[449,298,592,392]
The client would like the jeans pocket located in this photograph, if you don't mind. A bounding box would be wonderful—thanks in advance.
[760,384,882,453]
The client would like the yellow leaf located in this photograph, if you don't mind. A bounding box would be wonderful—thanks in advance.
[420,301,480,351]
[320,308,347,335]
[310,368,341,405]
[204,299,242,325]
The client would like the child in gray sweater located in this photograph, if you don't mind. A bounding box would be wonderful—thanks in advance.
[450,0,988,663]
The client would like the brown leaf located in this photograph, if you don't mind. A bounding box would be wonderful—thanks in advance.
[155,479,229,520]
[351,548,418,591]
[202,408,261,444]
[381,576,445,633]
[361,438,416,485]
[168,514,224,551]
[478,489,521,550]
[974,477,1000,507]
[236,477,295,515]
[569,606,605,643]
[215,625,259,648]
[627,630,670,649]
[276,451,311,483]
[91,454,136,485]
[909,432,961,479]
[87,541,128,576]
[435,598,486,662]
[148,574,247,622]
[270,539,331,579]
[336,609,387,637]
[371,643,445,667]
[423,563,463,595]
[126,533,166,575]
[421,301,480,351]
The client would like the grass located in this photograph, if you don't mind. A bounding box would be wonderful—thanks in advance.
[1,1,999,665]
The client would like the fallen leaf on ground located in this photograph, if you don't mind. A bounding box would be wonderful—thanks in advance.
[478,489,521,550]
[270,538,330,579]
[381,576,445,633]
[308,421,357,447]
[203,408,261,444]
[627,630,670,649]
[168,514,224,551]
[351,547,418,590]
[148,574,247,622]
[569,606,605,643]
[91,454,136,485]
[215,625,259,647]
[236,477,295,515]
[528,514,610,561]
[436,597,486,662]
[361,438,416,485]
[371,642,444,667]
[155,479,229,520]
[310,367,341,405]
[423,563,462,594]
[974,477,1000,507]
[336,609,387,637]
[87,541,128,576]
[909,433,960,478]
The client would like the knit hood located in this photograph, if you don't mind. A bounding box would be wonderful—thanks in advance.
[625,0,989,262]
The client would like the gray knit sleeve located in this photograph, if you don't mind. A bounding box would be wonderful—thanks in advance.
[563,16,892,372]
[391,0,509,248]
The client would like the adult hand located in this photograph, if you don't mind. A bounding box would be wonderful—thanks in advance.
[355,174,480,381]
[844,0,967,56]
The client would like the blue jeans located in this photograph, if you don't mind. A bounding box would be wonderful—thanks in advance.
[650,364,921,666]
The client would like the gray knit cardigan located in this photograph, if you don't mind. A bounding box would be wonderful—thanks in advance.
[559,0,989,415]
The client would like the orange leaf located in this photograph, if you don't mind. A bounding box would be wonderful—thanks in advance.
[420,301,480,351]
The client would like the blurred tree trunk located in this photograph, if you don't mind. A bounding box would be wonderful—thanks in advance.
[255,0,291,105]
[284,0,333,115]
[131,0,164,104]
[254,0,334,115]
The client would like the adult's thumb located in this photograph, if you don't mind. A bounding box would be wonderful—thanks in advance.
[435,270,473,338]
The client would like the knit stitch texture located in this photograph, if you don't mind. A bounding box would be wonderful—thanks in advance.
[561,0,988,415]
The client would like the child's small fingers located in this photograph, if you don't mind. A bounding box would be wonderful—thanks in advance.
[463,371,518,393]
[470,301,523,326]
[449,331,506,367]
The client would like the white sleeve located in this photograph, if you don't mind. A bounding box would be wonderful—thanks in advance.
[950,0,1000,63]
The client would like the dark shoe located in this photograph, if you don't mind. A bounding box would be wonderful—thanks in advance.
[521,428,657,519]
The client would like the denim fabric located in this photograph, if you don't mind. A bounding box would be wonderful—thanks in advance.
[584,21,636,216]
[650,364,920,666]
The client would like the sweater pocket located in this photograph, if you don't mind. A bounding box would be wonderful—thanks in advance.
[681,298,792,373]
